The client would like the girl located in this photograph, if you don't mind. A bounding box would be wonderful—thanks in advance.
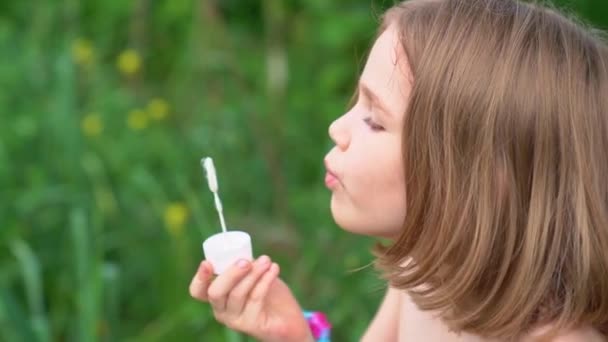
[189,0,608,340]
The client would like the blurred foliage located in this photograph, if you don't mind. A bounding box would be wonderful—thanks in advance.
[1,0,607,341]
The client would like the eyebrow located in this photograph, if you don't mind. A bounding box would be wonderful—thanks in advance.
[358,82,393,119]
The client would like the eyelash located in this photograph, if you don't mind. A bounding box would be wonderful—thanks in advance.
[363,117,385,131]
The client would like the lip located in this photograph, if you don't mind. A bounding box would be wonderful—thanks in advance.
[325,172,339,189]
[324,159,341,189]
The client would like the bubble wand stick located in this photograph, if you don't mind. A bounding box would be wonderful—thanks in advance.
[201,157,227,234]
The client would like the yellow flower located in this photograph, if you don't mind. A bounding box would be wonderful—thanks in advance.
[164,202,189,236]
[147,98,169,120]
[72,38,94,67]
[117,49,141,76]
[81,113,103,137]
[127,109,148,131]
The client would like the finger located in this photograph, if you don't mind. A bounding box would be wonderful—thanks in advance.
[244,262,280,315]
[225,255,272,314]
[189,261,214,301]
[207,259,252,312]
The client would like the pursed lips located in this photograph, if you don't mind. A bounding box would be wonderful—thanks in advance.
[324,159,341,188]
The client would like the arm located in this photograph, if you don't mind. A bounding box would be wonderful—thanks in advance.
[361,286,401,342]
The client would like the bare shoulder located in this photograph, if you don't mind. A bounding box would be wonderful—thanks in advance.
[526,325,606,342]
[552,328,606,342]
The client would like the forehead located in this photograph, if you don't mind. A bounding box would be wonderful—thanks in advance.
[359,25,412,119]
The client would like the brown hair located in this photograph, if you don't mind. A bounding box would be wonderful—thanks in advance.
[372,0,608,339]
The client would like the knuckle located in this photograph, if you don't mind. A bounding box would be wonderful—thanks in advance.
[189,286,199,299]
[229,289,246,302]
[212,310,224,323]
[188,281,206,301]
[249,289,264,302]
[226,317,246,331]
[213,313,235,329]
[207,288,222,302]
[224,320,238,330]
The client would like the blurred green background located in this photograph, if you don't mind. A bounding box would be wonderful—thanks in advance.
[1,0,606,341]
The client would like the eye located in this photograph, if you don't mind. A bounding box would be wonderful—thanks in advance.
[363,117,385,132]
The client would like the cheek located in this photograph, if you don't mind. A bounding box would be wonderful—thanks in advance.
[335,142,406,237]
[333,169,406,238]
[350,138,404,197]
[366,166,407,235]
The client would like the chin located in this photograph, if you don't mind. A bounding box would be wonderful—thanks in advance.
[330,196,389,237]
[330,195,362,234]
[330,195,403,239]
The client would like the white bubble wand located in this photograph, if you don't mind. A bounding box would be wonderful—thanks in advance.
[201,157,227,233]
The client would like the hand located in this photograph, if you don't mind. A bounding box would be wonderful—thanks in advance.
[189,255,315,342]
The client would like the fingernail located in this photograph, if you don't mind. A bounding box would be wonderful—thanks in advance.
[237,259,249,269]
[196,263,208,280]
[200,264,209,275]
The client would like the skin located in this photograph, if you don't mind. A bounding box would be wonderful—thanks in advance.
[324,24,412,239]
[189,25,412,342]
[188,257,314,342]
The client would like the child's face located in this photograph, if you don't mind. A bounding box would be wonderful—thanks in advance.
[325,24,412,239]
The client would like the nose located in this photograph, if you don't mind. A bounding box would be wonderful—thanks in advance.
[328,114,350,151]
